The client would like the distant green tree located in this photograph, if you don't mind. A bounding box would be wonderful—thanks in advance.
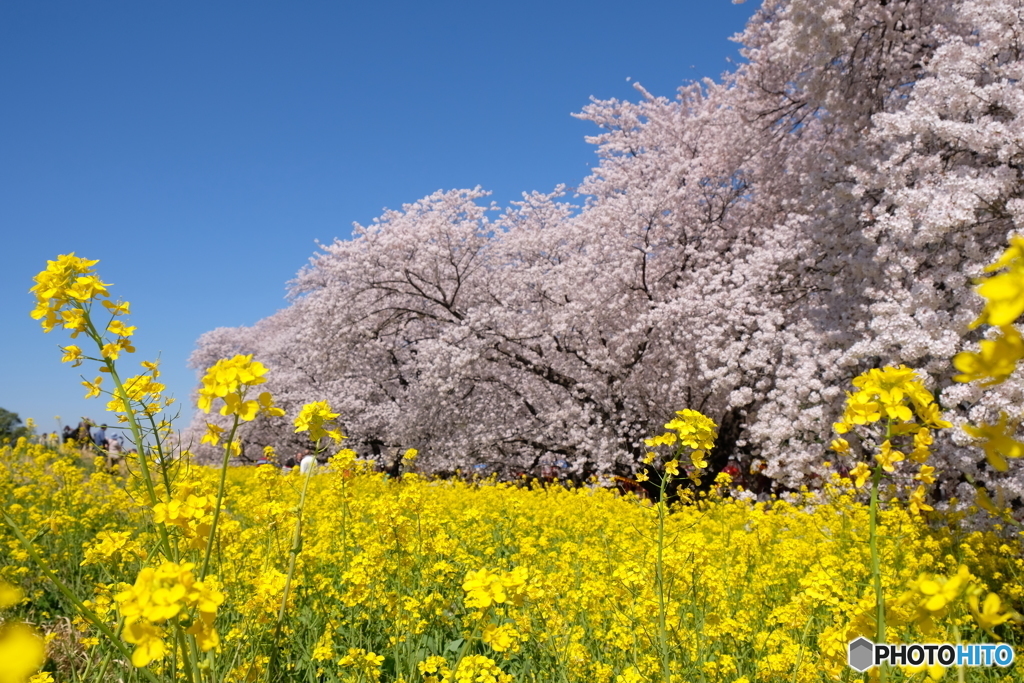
[0,407,30,443]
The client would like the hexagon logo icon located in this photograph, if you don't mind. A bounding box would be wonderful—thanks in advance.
[848,637,874,672]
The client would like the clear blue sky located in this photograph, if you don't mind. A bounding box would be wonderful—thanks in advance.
[0,0,758,436]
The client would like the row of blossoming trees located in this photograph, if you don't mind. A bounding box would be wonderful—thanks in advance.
[187,0,1024,504]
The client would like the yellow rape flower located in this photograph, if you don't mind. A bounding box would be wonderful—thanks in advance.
[195,353,283,421]
[830,437,850,454]
[973,235,1024,327]
[962,412,1024,472]
[914,464,937,485]
[905,565,971,615]
[446,654,512,683]
[482,623,520,652]
[107,319,136,337]
[0,580,23,608]
[201,422,225,447]
[60,307,88,337]
[643,432,676,448]
[916,401,952,430]
[101,299,130,315]
[875,440,904,473]
[338,648,385,679]
[81,530,146,566]
[294,400,345,443]
[463,569,507,609]
[122,620,167,668]
[968,591,1018,634]
[909,428,933,463]
[834,392,880,432]
[60,345,84,367]
[849,462,872,488]
[116,561,224,667]
[65,274,111,301]
[101,338,135,360]
[838,366,949,438]
[614,667,645,683]
[196,354,270,412]
[29,253,104,332]
[663,409,717,451]
[0,623,46,683]
[690,450,708,469]
[907,486,933,514]
[105,372,165,416]
[418,655,451,683]
[82,376,103,399]
[953,326,1024,385]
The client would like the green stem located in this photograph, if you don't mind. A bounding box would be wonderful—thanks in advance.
[656,470,670,683]
[144,410,175,498]
[269,440,320,680]
[201,414,241,579]
[869,458,887,683]
[175,627,198,683]
[82,308,176,562]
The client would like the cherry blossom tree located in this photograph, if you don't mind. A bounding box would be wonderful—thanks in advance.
[187,0,1024,505]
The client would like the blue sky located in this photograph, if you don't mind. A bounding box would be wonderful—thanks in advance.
[0,1,758,436]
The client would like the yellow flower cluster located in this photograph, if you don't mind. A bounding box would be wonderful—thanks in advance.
[152,485,218,549]
[3,434,1022,683]
[965,234,1024,328]
[196,354,284,421]
[105,363,168,418]
[898,564,1021,644]
[462,566,529,610]
[481,622,522,653]
[29,253,109,333]
[30,254,137,366]
[80,530,147,567]
[338,647,385,679]
[952,236,1024,498]
[646,409,717,451]
[115,561,224,667]
[962,413,1024,472]
[899,565,974,634]
[834,365,949,436]
[831,365,952,509]
[445,654,512,683]
[294,400,346,443]
[643,409,718,477]
[418,655,452,683]
[953,325,1024,385]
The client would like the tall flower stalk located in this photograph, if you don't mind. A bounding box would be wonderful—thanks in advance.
[830,365,952,677]
[269,400,346,680]
[642,408,718,683]
[20,254,285,679]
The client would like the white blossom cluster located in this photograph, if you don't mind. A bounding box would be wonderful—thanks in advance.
[187,0,1024,503]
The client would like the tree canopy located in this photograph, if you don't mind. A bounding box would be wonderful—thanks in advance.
[0,407,29,443]
[188,0,1024,503]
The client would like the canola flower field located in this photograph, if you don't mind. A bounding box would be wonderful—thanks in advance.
[1,438,1021,683]
[2,251,1024,683]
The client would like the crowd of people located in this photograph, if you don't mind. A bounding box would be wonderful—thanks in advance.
[57,418,132,471]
